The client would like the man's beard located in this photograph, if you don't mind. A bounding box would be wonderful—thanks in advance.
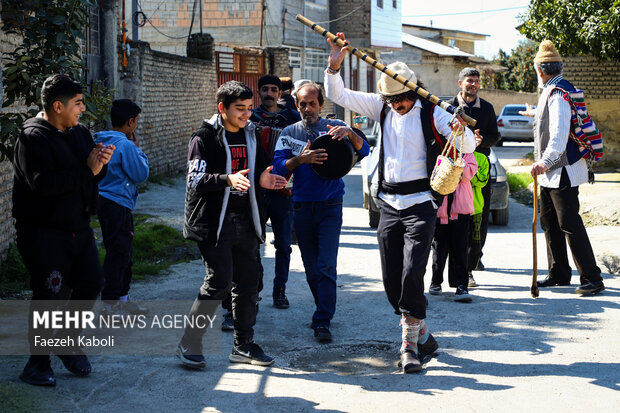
[302,114,319,125]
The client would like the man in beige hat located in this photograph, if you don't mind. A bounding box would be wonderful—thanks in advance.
[522,40,604,295]
[325,32,476,373]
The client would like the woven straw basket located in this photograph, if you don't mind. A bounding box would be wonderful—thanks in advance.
[430,127,465,195]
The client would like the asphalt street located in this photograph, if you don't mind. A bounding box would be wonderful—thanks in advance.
[1,148,619,412]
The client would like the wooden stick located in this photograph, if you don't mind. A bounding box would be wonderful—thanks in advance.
[296,14,477,127]
[531,175,539,298]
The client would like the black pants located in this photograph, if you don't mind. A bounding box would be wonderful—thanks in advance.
[432,214,471,288]
[182,211,261,346]
[539,168,602,284]
[98,196,134,302]
[17,224,104,354]
[377,199,436,320]
[468,178,491,269]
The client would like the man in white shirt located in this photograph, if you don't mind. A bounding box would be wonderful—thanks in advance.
[526,40,604,295]
[325,32,475,373]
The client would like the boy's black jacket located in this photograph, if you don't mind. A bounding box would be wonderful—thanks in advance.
[183,117,269,245]
[12,117,106,232]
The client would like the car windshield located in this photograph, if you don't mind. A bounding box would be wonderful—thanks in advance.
[503,106,526,116]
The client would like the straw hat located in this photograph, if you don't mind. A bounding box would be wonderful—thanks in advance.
[377,62,417,96]
[534,40,562,63]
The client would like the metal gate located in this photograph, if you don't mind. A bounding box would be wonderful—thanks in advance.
[216,52,265,108]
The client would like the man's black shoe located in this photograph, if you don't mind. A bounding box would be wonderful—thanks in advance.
[229,342,274,366]
[273,288,290,309]
[398,351,422,373]
[20,356,56,386]
[314,326,332,343]
[537,277,571,287]
[418,334,439,361]
[176,341,206,369]
[221,312,234,331]
[575,280,605,295]
[57,348,91,377]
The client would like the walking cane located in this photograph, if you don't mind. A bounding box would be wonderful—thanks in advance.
[295,14,477,127]
[531,175,539,298]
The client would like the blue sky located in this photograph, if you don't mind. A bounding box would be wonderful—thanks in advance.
[401,0,531,60]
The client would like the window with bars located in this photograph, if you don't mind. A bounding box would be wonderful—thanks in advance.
[304,49,328,83]
[82,5,102,83]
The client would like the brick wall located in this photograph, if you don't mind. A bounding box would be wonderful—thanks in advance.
[563,55,620,168]
[265,47,292,78]
[329,0,371,47]
[0,16,22,261]
[120,41,218,176]
[136,0,262,55]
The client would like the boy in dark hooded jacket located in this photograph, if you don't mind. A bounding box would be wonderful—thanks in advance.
[13,74,115,386]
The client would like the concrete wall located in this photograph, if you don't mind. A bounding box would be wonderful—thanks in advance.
[478,89,538,116]
[563,55,620,168]
[120,41,218,176]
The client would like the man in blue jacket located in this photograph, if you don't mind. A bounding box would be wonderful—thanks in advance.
[95,99,150,315]
[273,82,369,342]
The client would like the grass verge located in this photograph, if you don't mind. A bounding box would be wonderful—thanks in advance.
[0,214,200,296]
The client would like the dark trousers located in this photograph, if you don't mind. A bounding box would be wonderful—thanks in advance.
[263,190,293,290]
[221,190,292,312]
[182,211,261,346]
[467,212,483,271]
[293,198,343,328]
[98,196,134,302]
[432,214,471,288]
[468,179,491,268]
[17,224,104,354]
[377,200,436,320]
[539,168,602,284]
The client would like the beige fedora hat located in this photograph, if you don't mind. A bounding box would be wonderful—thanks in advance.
[377,62,417,96]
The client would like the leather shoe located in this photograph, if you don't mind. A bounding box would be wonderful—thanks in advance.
[20,356,56,386]
[575,280,605,295]
[314,326,332,343]
[58,349,92,377]
[537,277,570,287]
[418,334,439,361]
[398,351,422,373]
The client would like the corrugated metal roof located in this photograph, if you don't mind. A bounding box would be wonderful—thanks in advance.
[402,32,473,57]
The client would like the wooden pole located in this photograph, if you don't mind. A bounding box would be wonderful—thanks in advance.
[295,14,477,127]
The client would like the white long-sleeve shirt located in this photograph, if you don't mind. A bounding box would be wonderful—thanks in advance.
[536,75,588,188]
[325,70,475,210]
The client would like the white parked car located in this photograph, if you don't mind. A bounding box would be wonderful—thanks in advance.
[496,104,535,146]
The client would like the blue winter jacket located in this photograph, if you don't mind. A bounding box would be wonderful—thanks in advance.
[94,130,149,210]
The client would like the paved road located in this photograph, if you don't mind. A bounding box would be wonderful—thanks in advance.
[1,164,619,413]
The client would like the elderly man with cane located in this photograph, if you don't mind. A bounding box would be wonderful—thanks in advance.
[324,32,475,373]
[523,41,604,295]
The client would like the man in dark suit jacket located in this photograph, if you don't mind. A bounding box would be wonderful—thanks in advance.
[449,67,499,287]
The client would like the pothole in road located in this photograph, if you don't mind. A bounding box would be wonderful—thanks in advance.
[281,341,399,375]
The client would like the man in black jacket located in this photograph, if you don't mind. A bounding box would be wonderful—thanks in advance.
[449,67,499,287]
[176,81,287,369]
[13,74,115,386]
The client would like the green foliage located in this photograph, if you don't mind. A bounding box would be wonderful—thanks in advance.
[521,0,620,61]
[0,243,30,294]
[483,40,539,92]
[95,214,199,279]
[507,172,534,193]
[0,0,112,161]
